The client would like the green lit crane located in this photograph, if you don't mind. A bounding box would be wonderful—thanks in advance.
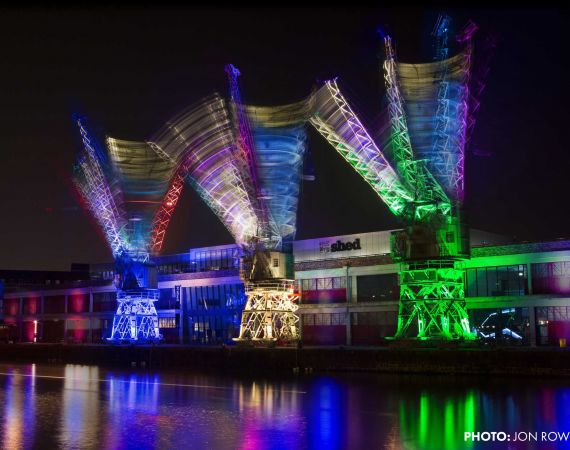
[310,16,485,340]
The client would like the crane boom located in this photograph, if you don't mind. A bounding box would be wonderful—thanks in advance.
[382,35,451,219]
[74,116,127,256]
[148,144,188,254]
[225,64,278,245]
[310,79,413,217]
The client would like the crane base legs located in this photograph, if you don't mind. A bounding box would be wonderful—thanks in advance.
[107,290,163,343]
[393,261,476,340]
[233,281,300,343]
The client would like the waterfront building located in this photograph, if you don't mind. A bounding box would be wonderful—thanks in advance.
[1,230,569,346]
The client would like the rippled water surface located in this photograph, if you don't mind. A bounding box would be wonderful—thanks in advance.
[0,363,569,449]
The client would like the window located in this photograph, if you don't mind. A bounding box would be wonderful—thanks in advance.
[301,277,346,291]
[93,292,117,312]
[303,314,315,326]
[273,258,279,268]
[332,277,346,289]
[300,277,347,304]
[159,317,177,328]
[157,289,177,309]
[317,278,333,290]
[532,261,570,295]
[357,274,399,302]
[301,279,317,290]
[469,307,530,344]
[466,265,528,297]
[308,313,345,326]
[331,313,345,326]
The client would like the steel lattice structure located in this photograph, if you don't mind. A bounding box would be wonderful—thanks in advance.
[383,35,451,219]
[150,94,261,248]
[153,66,310,344]
[73,102,217,342]
[310,80,413,217]
[108,290,161,341]
[396,261,471,339]
[237,281,300,341]
[310,16,489,340]
[72,15,491,344]
[74,117,127,257]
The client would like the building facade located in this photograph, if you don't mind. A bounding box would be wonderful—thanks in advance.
[1,230,569,347]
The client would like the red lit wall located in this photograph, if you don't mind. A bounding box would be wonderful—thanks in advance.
[66,328,89,343]
[68,293,89,313]
[301,289,346,304]
[2,298,19,316]
[547,321,570,345]
[22,321,36,343]
[23,297,40,315]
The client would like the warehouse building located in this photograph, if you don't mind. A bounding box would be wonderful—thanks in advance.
[1,230,569,346]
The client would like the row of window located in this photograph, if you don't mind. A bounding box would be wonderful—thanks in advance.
[351,311,396,325]
[536,306,570,322]
[3,284,245,316]
[159,317,177,329]
[191,248,241,273]
[187,284,245,310]
[2,293,117,315]
[466,265,528,297]
[357,274,398,302]
[190,313,240,344]
[299,274,398,304]
[303,313,347,326]
[2,261,569,316]
[299,277,347,291]
[157,249,241,275]
[303,312,397,327]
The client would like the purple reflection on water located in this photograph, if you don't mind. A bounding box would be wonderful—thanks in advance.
[0,364,570,449]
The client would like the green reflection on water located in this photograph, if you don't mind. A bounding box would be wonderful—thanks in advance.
[400,389,478,450]
[445,399,454,449]
[420,392,429,445]
[464,390,476,449]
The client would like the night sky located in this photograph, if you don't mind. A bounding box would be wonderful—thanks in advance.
[0,7,567,271]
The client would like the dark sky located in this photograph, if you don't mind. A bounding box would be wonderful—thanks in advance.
[0,7,567,271]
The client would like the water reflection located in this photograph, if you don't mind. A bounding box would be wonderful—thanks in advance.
[62,365,100,449]
[399,389,479,450]
[2,365,36,449]
[105,373,161,449]
[0,364,569,449]
[308,378,343,450]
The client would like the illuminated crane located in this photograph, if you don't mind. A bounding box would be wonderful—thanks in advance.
[310,16,488,340]
[150,77,311,344]
[73,108,206,342]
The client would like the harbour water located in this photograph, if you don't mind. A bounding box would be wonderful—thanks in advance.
[0,363,569,449]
